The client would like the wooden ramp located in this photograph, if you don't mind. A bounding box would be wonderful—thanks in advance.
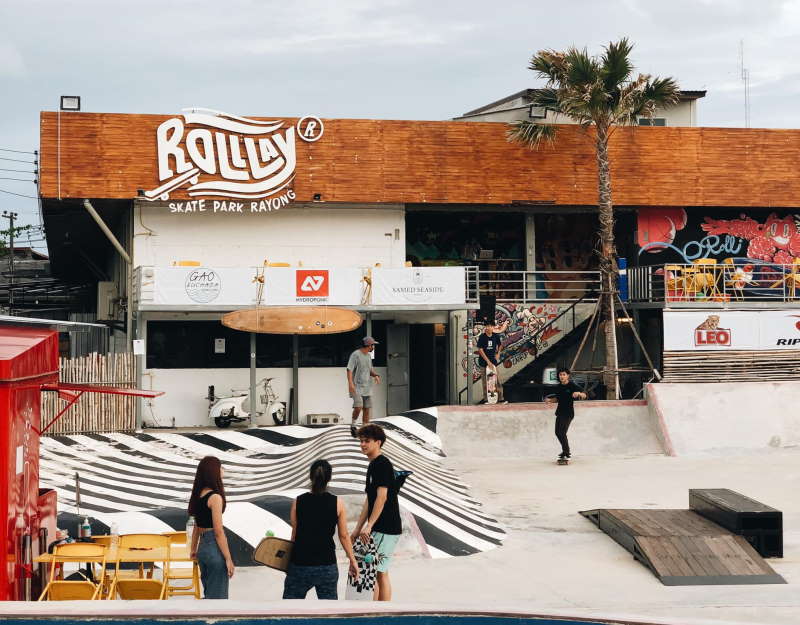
[581,509,785,586]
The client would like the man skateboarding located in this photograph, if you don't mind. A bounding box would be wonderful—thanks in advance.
[347,336,381,437]
[476,324,506,404]
[352,424,402,601]
[545,367,587,463]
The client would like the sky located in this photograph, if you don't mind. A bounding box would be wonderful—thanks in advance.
[1,0,799,242]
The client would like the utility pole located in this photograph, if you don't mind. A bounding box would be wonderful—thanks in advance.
[2,211,18,315]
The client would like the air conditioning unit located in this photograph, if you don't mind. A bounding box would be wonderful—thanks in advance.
[306,413,341,426]
[96,281,118,320]
[529,106,547,119]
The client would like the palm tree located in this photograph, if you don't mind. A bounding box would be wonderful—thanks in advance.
[508,38,679,398]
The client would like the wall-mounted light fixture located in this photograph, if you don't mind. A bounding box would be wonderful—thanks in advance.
[60,96,81,111]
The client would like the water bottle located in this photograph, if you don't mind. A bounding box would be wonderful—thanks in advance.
[265,529,274,538]
[81,517,92,539]
[186,516,195,543]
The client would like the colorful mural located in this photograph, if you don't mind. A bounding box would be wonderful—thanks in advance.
[462,303,566,382]
[637,208,800,265]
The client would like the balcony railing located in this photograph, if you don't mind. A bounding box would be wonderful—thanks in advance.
[476,270,601,303]
[628,262,800,305]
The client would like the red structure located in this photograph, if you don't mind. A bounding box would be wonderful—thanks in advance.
[0,320,161,600]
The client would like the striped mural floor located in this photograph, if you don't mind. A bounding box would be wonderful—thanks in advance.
[39,409,505,564]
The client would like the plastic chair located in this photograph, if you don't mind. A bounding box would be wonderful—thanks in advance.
[769,258,800,300]
[38,542,107,601]
[109,534,171,600]
[692,258,720,297]
[163,531,201,598]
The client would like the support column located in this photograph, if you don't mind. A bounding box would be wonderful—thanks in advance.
[249,332,257,425]
[525,213,536,301]
[365,312,372,337]
[466,315,474,405]
[292,334,299,424]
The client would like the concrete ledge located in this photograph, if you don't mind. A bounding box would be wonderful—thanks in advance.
[437,401,664,458]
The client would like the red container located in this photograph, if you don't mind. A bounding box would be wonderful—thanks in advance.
[0,325,59,601]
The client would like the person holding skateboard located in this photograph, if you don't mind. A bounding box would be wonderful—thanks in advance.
[476,323,506,404]
[352,424,402,601]
[545,367,587,464]
[347,336,381,437]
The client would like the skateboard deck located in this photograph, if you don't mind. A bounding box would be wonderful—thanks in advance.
[222,306,363,334]
[345,535,378,600]
[252,536,293,571]
[557,458,570,465]
[486,366,499,404]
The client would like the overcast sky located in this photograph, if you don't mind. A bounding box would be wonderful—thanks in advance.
[1,0,798,238]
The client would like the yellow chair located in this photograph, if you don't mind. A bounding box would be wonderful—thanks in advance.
[109,534,171,600]
[692,258,720,297]
[39,542,107,601]
[163,531,201,598]
[769,258,800,300]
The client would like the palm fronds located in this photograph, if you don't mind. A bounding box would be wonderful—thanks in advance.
[507,120,557,149]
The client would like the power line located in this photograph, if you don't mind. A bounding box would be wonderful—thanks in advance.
[0,148,37,155]
[0,177,36,182]
[0,157,36,164]
[0,188,38,199]
[0,168,37,174]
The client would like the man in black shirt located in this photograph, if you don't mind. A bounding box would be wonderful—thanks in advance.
[545,367,587,461]
[352,424,402,601]
[476,324,506,403]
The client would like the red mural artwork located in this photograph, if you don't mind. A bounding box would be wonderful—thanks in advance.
[701,213,800,264]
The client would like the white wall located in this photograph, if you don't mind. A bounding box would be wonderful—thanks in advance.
[133,203,406,269]
[143,366,388,428]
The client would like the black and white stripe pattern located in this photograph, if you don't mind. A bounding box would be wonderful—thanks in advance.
[40,408,505,564]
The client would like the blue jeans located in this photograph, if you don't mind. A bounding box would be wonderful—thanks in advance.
[283,563,339,599]
[197,530,229,599]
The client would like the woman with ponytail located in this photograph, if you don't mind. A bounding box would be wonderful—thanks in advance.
[283,459,358,599]
[188,456,234,599]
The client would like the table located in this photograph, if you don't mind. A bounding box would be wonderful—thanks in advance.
[35,543,193,565]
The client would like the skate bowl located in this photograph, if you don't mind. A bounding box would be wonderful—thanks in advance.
[646,381,800,456]
[0,601,718,625]
[437,401,665,458]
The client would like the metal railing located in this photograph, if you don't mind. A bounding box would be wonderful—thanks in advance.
[476,269,601,303]
[628,262,800,304]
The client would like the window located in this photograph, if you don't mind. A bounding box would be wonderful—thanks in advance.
[146,320,387,369]
[638,117,666,126]
[529,105,547,119]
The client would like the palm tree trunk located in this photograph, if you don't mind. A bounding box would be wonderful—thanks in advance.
[595,124,619,399]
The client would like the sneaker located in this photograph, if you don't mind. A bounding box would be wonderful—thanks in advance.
[499,400,509,404]
[350,424,358,438]
[558,452,566,460]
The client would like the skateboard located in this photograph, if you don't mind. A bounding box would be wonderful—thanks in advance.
[486,366,499,404]
[345,535,378,600]
[557,457,570,466]
[222,306,363,334]
[252,536,293,571]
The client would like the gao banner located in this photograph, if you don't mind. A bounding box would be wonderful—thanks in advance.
[144,109,323,210]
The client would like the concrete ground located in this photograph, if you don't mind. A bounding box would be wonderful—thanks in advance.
[229,448,800,624]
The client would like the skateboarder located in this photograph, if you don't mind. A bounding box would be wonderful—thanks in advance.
[545,367,587,463]
[347,336,381,437]
[476,324,506,404]
[352,424,402,601]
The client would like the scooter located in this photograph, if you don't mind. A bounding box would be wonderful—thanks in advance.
[207,377,286,428]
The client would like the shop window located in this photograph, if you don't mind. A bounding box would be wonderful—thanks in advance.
[637,117,666,126]
[146,320,387,369]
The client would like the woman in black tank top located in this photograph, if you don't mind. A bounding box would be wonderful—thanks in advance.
[188,456,233,599]
[283,459,358,600]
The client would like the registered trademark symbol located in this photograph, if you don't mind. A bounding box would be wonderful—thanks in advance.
[297,116,324,142]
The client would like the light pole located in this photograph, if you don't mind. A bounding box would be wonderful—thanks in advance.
[2,211,18,315]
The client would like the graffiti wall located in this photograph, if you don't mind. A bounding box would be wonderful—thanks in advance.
[637,208,800,265]
[460,303,568,383]
[535,214,598,298]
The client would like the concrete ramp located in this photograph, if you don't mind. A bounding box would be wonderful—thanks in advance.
[646,382,800,456]
[437,401,665,458]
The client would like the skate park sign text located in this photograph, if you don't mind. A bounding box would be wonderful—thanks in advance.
[143,108,323,209]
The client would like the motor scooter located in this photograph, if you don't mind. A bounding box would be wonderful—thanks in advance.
[207,377,286,428]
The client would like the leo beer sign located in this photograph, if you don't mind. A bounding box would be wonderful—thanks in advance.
[664,310,800,351]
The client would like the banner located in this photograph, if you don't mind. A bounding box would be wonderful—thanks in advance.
[371,267,466,306]
[664,310,800,351]
[152,267,362,307]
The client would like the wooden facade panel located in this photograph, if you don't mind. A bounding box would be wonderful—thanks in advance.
[40,112,800,207]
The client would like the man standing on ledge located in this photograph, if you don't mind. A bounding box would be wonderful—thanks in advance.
[545,367,587,462]
[348,336,381,437]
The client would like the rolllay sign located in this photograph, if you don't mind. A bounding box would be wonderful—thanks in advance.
[143,109,323,212]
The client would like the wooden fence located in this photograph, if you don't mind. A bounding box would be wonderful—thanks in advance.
[41,352,136,435]
[663,350,800,383]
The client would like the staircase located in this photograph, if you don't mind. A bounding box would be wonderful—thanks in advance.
[456,297,595,404]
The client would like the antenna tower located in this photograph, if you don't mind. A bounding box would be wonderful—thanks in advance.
[739,40,751,128]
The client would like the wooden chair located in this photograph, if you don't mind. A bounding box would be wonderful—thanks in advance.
[39,542,106,601]
[163,531,201,598]
[692,258,720,298]
[769,258,800,300]
[109,534,171,600]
